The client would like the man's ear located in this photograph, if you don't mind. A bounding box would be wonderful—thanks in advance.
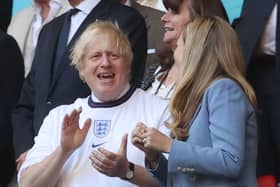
[78,64,86,82]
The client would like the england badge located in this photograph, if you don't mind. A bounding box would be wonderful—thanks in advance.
[94,120,111,138]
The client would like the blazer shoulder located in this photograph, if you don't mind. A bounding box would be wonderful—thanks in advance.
[208,78,241,90]
[205,78,245,100]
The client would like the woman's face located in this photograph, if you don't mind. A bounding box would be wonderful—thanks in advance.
[161,0,191,49]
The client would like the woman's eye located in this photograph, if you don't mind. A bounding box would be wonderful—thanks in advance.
[168,8,176,15]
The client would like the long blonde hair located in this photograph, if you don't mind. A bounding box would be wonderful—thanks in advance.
[169,16,257,140]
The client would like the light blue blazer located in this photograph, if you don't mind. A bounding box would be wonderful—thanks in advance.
[149,78,258,187]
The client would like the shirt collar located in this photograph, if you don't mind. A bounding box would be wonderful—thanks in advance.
[74,0,101,15]
[91,83,131,102]
[89,84,136,108]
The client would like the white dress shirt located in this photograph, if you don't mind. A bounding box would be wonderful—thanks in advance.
[67,0,101,44]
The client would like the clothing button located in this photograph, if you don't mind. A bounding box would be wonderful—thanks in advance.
[46,101,52,105]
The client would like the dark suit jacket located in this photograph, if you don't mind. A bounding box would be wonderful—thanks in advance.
[0,0,12,32]
[234,0,275,64]
[131,1,164,68]
[12,0,147,157]
[234,0,280,171]
[0,30,24,186]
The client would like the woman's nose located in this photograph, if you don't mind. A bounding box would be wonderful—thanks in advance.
[161,9,171,22]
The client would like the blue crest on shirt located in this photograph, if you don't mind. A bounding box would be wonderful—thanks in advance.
[94,120,111,138]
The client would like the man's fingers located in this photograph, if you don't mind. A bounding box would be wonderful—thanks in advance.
[68,107,81,123]
[74,107,82,123]
[81,118,91,135]
[118,134,128,156]
[62,114,70,129]
[90,151,111,169]
[90,154,109,174]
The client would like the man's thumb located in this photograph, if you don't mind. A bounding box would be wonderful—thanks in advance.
[118,133,128,155]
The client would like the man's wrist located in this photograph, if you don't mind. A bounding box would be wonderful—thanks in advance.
[121,162,135,180]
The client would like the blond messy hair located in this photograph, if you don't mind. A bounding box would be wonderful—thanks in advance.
[169,16,257,140]
[70,21,133,70]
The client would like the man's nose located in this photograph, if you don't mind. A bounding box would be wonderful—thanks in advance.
[100,54,110,66]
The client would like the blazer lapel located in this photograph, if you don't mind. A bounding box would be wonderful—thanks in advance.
[49,0,113,93]
[46,16,66,96]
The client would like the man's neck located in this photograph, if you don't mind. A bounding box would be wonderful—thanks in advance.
[35,0,51,21]
[35,0,50,4]
[69,0,84,7]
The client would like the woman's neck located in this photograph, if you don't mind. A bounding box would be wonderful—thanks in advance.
[162,65,178,86]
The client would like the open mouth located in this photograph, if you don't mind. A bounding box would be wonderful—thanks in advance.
[164,27,174,32]
[97,72,115,80]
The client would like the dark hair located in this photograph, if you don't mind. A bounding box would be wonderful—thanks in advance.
[162,0,229,22]
[158,45,174,71]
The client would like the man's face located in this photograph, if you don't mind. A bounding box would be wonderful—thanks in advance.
[79,33,131,102]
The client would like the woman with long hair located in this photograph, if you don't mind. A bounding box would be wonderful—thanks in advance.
[132,16,258,187]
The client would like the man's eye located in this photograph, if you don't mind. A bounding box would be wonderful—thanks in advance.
[90,54,101,60]
[111,54,120,59]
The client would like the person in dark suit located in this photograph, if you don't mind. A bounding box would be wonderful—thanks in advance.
[12,0,147,171]
[0,30,24,186]
[129,0,165,71]
[234,0,280,186]
[0,0,12,32]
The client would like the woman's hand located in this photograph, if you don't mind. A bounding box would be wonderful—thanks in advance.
[132,122,163,164]
[61,107,91,155]
[141,124,172,154]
